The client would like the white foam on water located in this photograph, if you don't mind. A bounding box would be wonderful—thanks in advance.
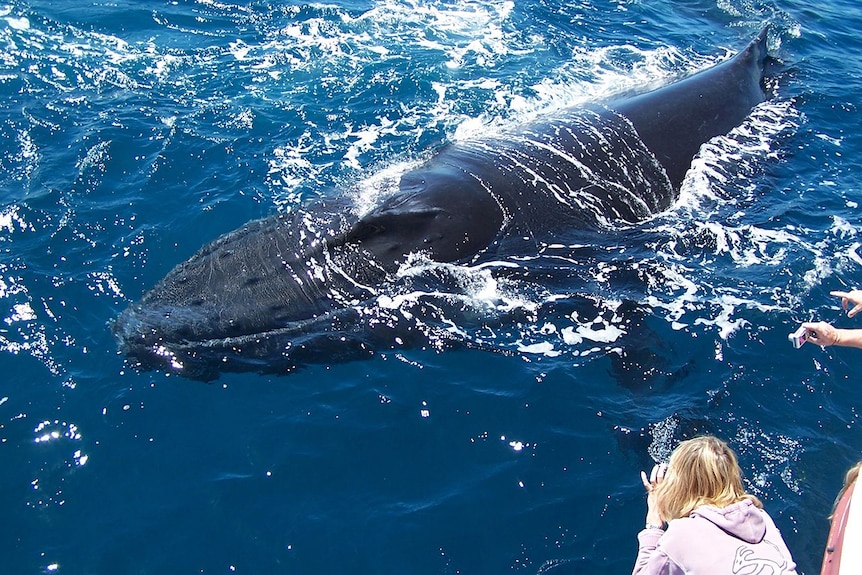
[674,99,801,219]
[347,157,427,216]
[735,426,803,496]
[0,205,32,234]
[647,415,679,463]
[5,16,29,30]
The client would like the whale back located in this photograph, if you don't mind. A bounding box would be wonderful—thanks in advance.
[610,26,770,188]
[343,28,771,270]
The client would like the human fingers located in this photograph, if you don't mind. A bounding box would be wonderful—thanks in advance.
[802,322,835,345]
[656,462,667,483]
[830,291,862,316]
[801,322,821,337]
[640,470,650,491]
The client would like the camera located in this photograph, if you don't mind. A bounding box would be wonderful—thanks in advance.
[788,326,809,349]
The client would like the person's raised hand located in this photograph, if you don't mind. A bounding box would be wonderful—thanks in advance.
[802,321,839,346]
[640,463,667,527]
[831,290,862,318]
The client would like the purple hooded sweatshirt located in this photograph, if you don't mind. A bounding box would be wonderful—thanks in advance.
[633,499,797,575]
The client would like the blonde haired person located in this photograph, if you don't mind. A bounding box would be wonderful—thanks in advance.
[841,460,862,495]
[831,460,862,514]
[633,436,797,575]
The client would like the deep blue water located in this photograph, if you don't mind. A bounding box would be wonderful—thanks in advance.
[2,0,862,573]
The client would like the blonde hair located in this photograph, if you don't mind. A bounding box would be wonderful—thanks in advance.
[831,460,862,519]
[656,436,762,521]
[843,461,862,493]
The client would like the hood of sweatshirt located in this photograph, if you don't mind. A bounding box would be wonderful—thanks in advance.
[689,499,766,544]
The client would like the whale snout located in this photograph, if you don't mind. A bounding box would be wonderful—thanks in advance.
[113,295,376,380]
[112,303,208,375]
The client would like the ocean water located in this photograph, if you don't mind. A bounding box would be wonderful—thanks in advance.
[2,0,862,573]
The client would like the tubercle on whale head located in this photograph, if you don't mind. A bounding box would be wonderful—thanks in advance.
[112,208,388,373]
[112,300,370,381]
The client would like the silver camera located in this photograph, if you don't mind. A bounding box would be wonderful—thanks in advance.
[788,326,809,349]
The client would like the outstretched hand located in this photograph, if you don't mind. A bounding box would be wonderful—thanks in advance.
[831,290,862,318]
[640,463,667,527]
[795,290,862,348]
[801,321,839,346]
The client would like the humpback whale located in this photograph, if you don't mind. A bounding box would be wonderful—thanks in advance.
[114,28,775,379]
